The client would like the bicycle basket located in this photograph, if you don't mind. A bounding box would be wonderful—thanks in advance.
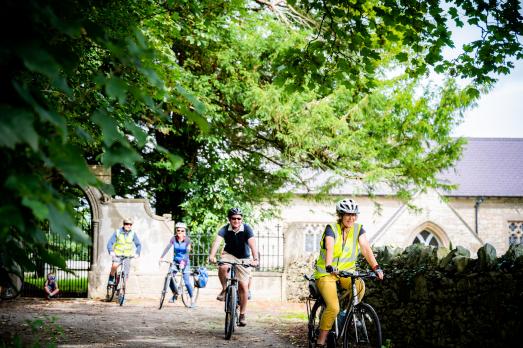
[193,267,208,288]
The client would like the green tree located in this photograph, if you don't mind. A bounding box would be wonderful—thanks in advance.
[0,0,521,272]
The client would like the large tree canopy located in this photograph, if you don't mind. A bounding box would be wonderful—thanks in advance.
[1,0,521,271]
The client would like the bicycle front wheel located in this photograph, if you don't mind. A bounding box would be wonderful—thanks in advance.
[0,270,23,300]
[224,285,237,340]
[308,300,325,348]
[343,303,382,348]
[159,275,170,309]
[180,275,191,308]
[118,274,126,306]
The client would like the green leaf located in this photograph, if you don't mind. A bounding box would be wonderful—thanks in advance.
[101,142,142,174]
[18,46,72,95]
[21,198,49,220]
[105,76,128,103]
[47,204,91,245]
[92,110,124,146]
[0,105,39,150]
[48,142,97,186]
[124,121,148,147]
[12,82,68,139]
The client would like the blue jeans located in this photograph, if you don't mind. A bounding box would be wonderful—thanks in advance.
[169,270,193,297]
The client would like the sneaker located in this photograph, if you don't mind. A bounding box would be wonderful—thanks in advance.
[238,314,247,327]
[216,289,226,301]
[169,295,177,303]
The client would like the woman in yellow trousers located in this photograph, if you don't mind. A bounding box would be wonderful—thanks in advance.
[313,199,384,347]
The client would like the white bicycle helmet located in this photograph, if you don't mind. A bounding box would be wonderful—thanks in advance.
[336,199,359,215]
[175,222,187,229]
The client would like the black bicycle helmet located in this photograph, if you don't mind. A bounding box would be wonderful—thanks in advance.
[227,207,243,218]
[336,199,359,215]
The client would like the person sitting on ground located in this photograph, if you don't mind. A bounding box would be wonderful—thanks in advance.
[44,272,59,300]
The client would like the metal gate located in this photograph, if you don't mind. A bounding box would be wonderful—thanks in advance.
[22,194,92,298]
[189,224,284,272]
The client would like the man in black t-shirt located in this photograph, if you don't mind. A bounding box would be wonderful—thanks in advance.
[208,207,258,327]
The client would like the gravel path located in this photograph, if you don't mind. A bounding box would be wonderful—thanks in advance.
[0,296,308,347]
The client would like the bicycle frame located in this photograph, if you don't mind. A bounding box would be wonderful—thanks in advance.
[218,260,252,340]
[159,260,198,309]
[107,256,132,305]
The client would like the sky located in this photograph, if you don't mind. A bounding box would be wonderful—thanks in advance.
[445,18,523,139]
[452,60,523,138]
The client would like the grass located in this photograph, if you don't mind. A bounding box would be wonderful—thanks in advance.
[24,277,88,293]
[281,311,308,321]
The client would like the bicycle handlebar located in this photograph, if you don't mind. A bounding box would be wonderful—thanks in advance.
[338,270,377,279]
[303,270,378,282]
[217,260,254,268]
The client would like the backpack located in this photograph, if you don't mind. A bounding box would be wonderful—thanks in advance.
[193,267,208,288]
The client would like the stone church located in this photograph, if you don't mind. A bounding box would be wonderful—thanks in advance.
[279,138,523,263]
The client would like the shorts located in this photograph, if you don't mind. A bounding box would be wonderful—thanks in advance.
[112,255,131,276]
[221,252,251,283]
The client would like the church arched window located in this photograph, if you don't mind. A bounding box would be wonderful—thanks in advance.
[412,229,440,247]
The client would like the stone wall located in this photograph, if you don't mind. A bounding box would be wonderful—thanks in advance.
[364,243,523,348]
[86,192,287,300]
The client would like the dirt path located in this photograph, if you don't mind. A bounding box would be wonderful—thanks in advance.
[0,296,308,347]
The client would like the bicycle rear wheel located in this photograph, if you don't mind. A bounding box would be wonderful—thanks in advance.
[343,303,382,348]
[224,285,237,340]
[159,275,170,309]
[0,269,23,300]
[106,273,119,302]
[308,300,326,348]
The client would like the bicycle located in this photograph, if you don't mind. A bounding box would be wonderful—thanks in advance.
[217,260,253,340]
[0,264,23,301]
[158,260,199,309]
[305,270,382,348]
[106,256,133,306]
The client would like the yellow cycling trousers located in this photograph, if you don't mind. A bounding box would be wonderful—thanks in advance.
[316,273,365,331]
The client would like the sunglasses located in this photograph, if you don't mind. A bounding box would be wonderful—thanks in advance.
[230,217,242,221]
[124,223,133,226]
[176,229,185,232]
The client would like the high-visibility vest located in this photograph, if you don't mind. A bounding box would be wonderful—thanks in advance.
[113,229,135,256]
[314,223,361,279]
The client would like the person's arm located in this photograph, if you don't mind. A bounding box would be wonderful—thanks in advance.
[133,233,142,256]
[186,237,192,253]
[185,237,191,262]
[324,236,335,271]
[247,237,259,267]
[107,232,117,255]
[159,237,174,261]
[358,233,384,280]
[208,235,224,263]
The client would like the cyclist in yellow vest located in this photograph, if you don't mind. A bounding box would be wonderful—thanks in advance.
[107,217,142,286]
[314,199,384,348]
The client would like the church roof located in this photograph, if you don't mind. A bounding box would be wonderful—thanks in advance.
[439,138,523,197]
